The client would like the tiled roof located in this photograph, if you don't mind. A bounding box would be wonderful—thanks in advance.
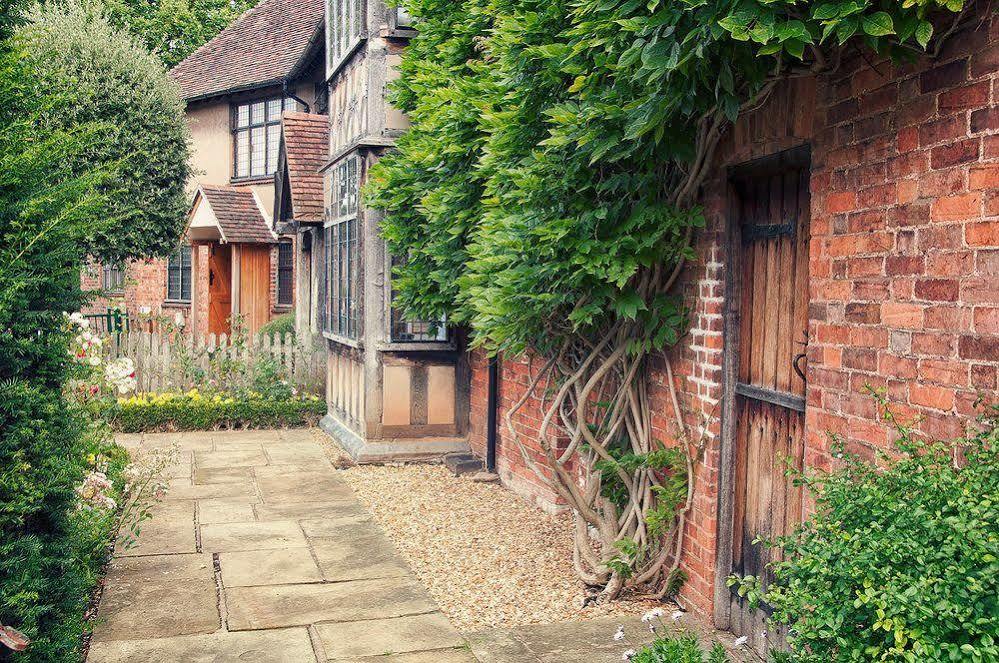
[201,185,275,243]
[170,0,324,102]
[282,111,329,223]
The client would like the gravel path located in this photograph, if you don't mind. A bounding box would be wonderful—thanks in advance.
[327,449,660,632]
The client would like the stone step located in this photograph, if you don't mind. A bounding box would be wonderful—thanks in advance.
[443,453,484,476]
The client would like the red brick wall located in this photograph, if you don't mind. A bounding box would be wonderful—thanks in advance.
[81,257,191,327]
[466,10,997,622]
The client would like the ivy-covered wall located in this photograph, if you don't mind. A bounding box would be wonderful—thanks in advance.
[468,5,997,619]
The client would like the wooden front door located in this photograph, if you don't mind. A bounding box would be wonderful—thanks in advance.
[208,243,232,336]
[238,244,271,335]
[727,148,810,654]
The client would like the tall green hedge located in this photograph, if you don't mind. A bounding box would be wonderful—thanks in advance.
[0,2,191,660]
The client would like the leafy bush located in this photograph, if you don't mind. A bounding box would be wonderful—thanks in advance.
[0,1,190,658]
[19,0,191,263]
[107,392,326,433]
[734,400,999,662]
[630,634,729,663]
[258,312,296,337]
[102,0,256,67]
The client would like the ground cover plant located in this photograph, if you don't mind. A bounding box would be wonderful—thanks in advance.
[0,1,189,658]
[615,609,730,662]
[730,398,999,662]
[369,0,971,600]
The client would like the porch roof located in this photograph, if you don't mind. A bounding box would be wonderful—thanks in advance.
[278,111,329,224]
[188,185,276,244]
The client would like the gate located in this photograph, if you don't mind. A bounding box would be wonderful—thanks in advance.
[722,146,810,655]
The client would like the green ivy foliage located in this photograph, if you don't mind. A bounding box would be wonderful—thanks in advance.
[18,1,192,263]
[368,0,965,354]
[736,401,999,662]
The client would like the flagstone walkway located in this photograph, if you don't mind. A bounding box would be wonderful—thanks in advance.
[89,430,746,663]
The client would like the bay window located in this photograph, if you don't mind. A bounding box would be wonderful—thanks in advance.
[326,0,365,73]
[324,155,360,339]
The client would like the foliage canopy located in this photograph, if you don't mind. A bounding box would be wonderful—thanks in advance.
[102,0,257,67]
[369,0,971,604]
[18,0,192,263]
[369,0,968,355]
[1,2,192,657]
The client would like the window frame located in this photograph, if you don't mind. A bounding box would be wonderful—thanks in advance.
[277,241,294,307]
[102,263,125,294]
[323,155,361,341]
[231,96,299,180]
[326,0,367,78]
[166,246,192,303]
[387,254,449,344]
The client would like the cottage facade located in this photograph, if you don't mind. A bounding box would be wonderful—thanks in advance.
[84,0,328,337]
[307,0,469,461]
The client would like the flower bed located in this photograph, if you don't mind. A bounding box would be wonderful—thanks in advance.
[106,390,326,433]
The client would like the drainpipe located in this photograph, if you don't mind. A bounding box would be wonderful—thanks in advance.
[282,80,310,113]
[486,355,499,472]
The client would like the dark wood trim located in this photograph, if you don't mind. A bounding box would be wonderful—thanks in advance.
[734,382,806,413]
[713,179,742,630]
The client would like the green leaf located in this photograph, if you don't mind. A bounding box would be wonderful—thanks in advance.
[915,20,933,48]
[862,11,895,37]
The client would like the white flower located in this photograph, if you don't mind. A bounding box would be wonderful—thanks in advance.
[641,607,664,623]
[622,649,636,660]
[88,355,101,366]
[613,626,625,641]
[671,610,684,622]
[734,636,748,647]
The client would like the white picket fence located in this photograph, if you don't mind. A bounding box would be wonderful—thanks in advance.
[105,331,325,395]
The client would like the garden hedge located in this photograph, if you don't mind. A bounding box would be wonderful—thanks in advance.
[106,393,326,433]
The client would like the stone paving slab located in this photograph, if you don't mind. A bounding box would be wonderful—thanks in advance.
[316,613,464,660]
[220,548,323,587]
[311,535,412,582]
[166,477,257,501]
[198,499,259,524]
[255,468,354,503]
[193,466,255,485]
[87,628,317,663]
[335,650,478,663]
[195,448,269,468]
[225,577,437,631]
[200,520,310,552]
[255,500,368,522]
[116,500,196,557]
[93,554,218,642]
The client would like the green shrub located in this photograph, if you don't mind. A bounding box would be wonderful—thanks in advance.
[734,398,999,662]
[0,1,190,658]
[630,634,729,663]
[106,393,326,433]
[19,0,191,263]
[258,313,296,337]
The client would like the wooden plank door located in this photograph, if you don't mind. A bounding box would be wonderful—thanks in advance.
[208,243,232,336]
[727,148,810,655]
[238,244,271,336]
